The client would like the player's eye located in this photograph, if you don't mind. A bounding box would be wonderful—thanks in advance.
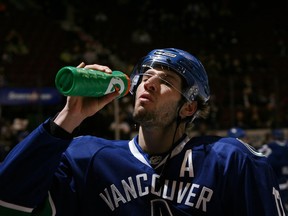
[141,73,152,82]
[140,72,174,88]
[159,77,173,87]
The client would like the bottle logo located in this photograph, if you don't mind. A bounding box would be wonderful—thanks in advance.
[104,77,126,95]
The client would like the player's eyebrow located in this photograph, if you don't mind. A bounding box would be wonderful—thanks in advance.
[144,68,180,83]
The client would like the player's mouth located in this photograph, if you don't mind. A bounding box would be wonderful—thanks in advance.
[138,93,154,103]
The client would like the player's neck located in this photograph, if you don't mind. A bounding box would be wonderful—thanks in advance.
[138,124,185,155]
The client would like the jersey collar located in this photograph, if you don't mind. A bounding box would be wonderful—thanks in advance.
[128,135,190,169]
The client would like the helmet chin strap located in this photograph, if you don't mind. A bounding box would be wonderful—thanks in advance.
[156,102,184,190]
[190,110,200,123]
[156,101,200,190]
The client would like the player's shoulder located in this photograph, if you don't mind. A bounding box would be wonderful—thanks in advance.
[66,135,129,158]
[188,135,265,159]
[60,136,129,178]
[268,140,288,147]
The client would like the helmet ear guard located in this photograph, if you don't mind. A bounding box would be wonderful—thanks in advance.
[129,48,210,103]
[183,85,199,102]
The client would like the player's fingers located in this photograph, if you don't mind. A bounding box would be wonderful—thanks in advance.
[98,91,119,106]
[77,62,85,68]
[84,64,112,73]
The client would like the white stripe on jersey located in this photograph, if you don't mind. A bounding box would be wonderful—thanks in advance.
[48,191,56,216]
[129,139,152,167]
[0,199,33,213]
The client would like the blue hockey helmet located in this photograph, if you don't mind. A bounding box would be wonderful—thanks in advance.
[227,127,246,138]
[272,129,285,140]
[129,48,210,103]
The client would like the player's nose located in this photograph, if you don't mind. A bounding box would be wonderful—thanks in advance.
[143,75,159,92]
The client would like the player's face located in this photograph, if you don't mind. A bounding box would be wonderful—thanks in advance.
[133,67,183,127]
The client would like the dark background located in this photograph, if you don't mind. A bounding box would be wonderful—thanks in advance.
[0,0,288,133]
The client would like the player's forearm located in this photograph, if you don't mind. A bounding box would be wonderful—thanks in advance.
[53,109,85,133]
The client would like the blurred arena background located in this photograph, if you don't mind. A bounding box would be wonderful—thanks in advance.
[0,0,288,159]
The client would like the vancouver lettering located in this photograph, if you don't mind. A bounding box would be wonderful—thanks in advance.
[99,149,213,213]
[99,174,213,212]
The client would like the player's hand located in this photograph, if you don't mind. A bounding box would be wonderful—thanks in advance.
[54,62,119,133]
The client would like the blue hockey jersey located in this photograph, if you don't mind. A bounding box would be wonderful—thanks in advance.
[0,121,286,215]
[258,140,288,212]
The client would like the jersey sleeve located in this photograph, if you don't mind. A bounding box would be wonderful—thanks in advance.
[0,120,72,214]
[241,156,285,215]
[219,138,286,216]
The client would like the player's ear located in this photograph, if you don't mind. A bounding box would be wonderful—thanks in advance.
[179,101,197,119]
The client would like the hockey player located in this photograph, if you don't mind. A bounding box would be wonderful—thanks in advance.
[0,48,286,215]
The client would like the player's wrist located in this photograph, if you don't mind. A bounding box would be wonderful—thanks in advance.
[42,114,75,139]
[53,109,83,133]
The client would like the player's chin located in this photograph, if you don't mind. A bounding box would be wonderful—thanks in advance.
[133,103,152,116]
[135,101,155,113]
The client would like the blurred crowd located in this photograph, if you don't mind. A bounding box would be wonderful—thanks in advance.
[0,0,288,160]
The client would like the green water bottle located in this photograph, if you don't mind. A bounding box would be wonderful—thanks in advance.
[55,66,131,98]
